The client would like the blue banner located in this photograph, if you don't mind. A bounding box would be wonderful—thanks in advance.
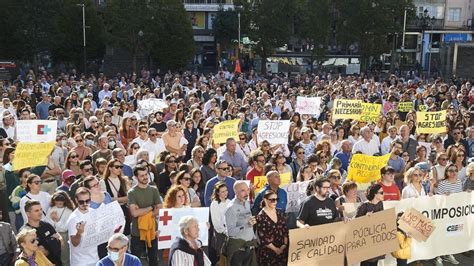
[443,33,472,43]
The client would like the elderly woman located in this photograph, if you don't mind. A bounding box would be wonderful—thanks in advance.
[187,146,205,170]
[15,228,53,266]
[169,216,211,266]
[464,162,474,191]
[96,233,141,266]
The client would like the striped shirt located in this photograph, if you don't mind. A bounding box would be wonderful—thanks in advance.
[436,179,463,195]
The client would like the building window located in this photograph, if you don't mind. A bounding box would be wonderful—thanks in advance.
[448,8,462,22]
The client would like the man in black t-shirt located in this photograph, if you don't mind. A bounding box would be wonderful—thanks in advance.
[149,111,167,133]
[21,200,62,265]
[296,178,339,228]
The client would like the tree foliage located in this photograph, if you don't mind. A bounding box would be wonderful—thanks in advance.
[212,8,239,47]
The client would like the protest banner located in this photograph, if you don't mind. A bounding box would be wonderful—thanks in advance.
[398,208,435,242]
[280,172,292,186]
[80,201,125,248]
[347,153,391,183]
[253,176,267,194]
[12,142,55,171]
[16,120,57,142]
[158,207,209,249]
[398,102,413,112]
[137,98,168,118]
[288,221,346,266]
[283,181,310,213]
[332,99,362,120]
[360,103,382,122]
[345,208,399,266]
[295,96,321,115]
[342,203,361,219]
[416,110,447,134]
[257,120,290,145]
[212,119,240,144]
[384,192,474,262]
[418,105,427,111]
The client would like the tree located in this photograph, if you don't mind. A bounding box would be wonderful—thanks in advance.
[336,0,414,71]
[212,8,239,49]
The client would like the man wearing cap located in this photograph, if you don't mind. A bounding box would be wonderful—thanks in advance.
[35,93,51,120]
[379,166,400,201]
[57,170,76,193]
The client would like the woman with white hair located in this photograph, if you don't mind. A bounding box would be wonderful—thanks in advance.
[169,216,211,266]
[464,162,474,191]
[96,233,141,266]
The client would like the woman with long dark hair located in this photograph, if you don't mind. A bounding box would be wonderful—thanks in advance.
[200,148,217,182]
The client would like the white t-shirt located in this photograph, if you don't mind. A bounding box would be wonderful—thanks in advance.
[67,209,99,266]
[19,191,51,224]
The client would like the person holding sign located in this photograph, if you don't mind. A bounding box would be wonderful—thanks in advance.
[391,212,412,266]
[296,178,338,228]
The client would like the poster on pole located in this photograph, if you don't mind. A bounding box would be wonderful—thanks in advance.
[257,120,290,145]
[295,97,321,115]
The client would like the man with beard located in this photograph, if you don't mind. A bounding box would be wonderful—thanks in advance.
[127,166,162,265]
[150,111,167,134]
[296,178,338,228]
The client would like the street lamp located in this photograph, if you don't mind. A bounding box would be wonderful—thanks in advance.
[418,9,435,77]
[237,11,241,59]
[77,3,87,75]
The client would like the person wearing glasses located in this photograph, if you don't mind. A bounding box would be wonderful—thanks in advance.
[252,171,287,215]
[68,160,94,200]
[142,128,166,161]
[297,178,338,228]
[430,152,448,190]
[356,184,385,266]
[203,160,236,207]
[14,228,52,266]
[71,133,92,161]
[379,166,400,201]
[68,187,99,266]
[401,167,427,199]
[255,190,289,266]
[218,138,249,180]
[19,175,50,225]
[96,233,141,266]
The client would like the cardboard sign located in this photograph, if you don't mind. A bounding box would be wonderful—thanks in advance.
[12,142,56,171]
[398,102,413,112]
[332,99,362,120]
[283,181,310,213]
[288,221,346,266]
[345,208,399,266]
[416,111,447,134]
[347,153,391,183]
[295,96,321,115]
[253,176,267,194]
[158,207,209,249]
[398,208,436,242]
[360,103,382,122]
[212,119,240,144]
[16,120,58,142]
[257,120,290,145]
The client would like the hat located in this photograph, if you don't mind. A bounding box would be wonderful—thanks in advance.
[62,170,76,181]
[414,162,430,173]
[301,127,311,133]
[380,166,395,175]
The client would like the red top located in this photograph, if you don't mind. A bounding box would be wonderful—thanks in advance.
[379,181,401,201]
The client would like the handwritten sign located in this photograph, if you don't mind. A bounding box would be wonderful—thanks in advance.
[332,99,362,120]
[137,98,168,118]
[289,221,346,266]
[345,208,399,265]
[360,103,381,122]
[80,201,125,248]
[12,142,56,171]
[398,208,435,242]
[347,154,391,183]
[398,102,413,112]
[158,207,209,249]
[416,111,447,134]
[16,120,58,142]
[212,119,240,144]
[283,181,310,213]
[253,176,267,194]
[257,120,290,145]
[295,97,321,115]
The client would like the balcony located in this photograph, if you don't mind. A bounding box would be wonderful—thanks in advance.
[184,0,234,12]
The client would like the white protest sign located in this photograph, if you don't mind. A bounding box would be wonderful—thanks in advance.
[257,120,290,145]
[295,96,321,115]
[283,181,310,213]
[16,120,58,142]
[384,192,474,262]
[137,98,168,118]
[158,207,209,249]
[80,201,125,248]
[418,141,431,155]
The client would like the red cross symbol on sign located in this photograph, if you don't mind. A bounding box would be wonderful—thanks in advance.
[160,211,172,226]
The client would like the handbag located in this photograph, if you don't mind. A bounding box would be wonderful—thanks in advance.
[211,229,228,254]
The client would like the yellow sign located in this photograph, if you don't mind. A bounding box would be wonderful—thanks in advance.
[280,172,292,186]
[253,176,267,194]
[360,103,382,122]
[398,102,413,112]
[12,142,55,171]
[416,110,447,134]
[418,105,427,111]
[347,153,391,183]
[332,99,362,120]
[212,119,240,144]
[188,12,205,29]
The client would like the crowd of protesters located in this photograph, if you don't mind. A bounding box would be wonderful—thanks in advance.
[0,66,473,266]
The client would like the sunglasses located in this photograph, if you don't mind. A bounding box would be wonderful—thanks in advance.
[31,180,42,185]
[218,167,230,171]
[183,177,191,181]
[70,155,79,159]
[83,167,93,172]
[267,198,279,203]
[30,238,39,244]
[133,146,140,150]
[77,199,91,205]
[113,165,123,169]
[75,139,83,143]
[377,191,384,195]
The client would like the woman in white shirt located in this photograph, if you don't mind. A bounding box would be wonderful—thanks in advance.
[45,191,74,266]
[401,167,427,199]
[19,174,51,225]
[209,182,230,264]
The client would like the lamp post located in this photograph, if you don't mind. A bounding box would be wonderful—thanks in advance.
[77,3,87,75]
[238,11,241,59]
[418,9,435,78]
